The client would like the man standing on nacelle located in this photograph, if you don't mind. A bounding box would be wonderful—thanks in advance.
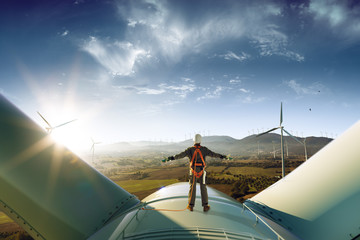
[164,134,228,212]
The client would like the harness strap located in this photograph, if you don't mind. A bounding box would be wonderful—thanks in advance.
[190,145,206,178]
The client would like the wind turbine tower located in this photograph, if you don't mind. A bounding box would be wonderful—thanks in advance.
[304,138,308,161]
[257,102,306,178]
[272,141,276,159]
[91,138,101,164]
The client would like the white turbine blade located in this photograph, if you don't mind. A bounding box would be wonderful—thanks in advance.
[280,102,283,125]
[53,119,77,129]
[247,121,360,240]
[257,127,280,137]
[37,111,52,129]
[283,128,304,145]
[1,96,140,240]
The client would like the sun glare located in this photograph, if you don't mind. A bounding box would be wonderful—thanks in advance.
[49,120,92,155]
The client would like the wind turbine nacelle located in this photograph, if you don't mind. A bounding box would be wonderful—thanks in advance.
[88,183,299,240]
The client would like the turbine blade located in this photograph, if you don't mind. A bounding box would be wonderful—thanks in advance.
[283,128,304,145]
[37,111,52,128]
[53,119,77,129]
[257,127,280,137]
[280,102,283,125]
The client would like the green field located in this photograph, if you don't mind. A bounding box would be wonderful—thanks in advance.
[206,166,227,172]
[114,179,179,193]
[227,166,280,176]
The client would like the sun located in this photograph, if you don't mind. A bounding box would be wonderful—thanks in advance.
[35,111,92,156]
[50,119,92,155]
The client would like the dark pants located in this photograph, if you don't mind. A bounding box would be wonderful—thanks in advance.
[188,168,208,207]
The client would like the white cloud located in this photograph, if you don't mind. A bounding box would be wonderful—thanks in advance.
[197,86,224,101]
[82,37,148,76]
[115,82,196,98]
[230,79,241,84]
[113,85,164,95]
[162,83,196,98]
[310,0,346,27]
[113,0,306,66]
[181,77,194,83]
[284,79,324,95]
[309,0,360,40]
[229,76,244,84]
[116,1,253,63]
[242,96,266,103]
[127,19,146,27]
[221,51,251,62]
[239,88,250,93]
[82,0,308,86]
[61,30,69,37]
[137,87,165,95]
[251,25,304,62]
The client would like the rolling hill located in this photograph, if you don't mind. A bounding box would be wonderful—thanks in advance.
[96,134,333,158]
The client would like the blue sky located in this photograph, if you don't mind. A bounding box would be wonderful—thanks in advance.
[1,0,360,152]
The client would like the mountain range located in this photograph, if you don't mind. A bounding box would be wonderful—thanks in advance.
[97,134,333,158]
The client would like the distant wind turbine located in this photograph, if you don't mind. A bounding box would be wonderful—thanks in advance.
[257,102,307,178]
[90,138,101,163]
[272,141,276,159]
[37,111,77,133]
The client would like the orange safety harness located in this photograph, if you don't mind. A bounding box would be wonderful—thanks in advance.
[190,145,206,178]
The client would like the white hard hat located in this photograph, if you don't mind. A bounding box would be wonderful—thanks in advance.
[194,134,202,144]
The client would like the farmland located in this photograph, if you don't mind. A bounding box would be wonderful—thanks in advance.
[99,156,303,200]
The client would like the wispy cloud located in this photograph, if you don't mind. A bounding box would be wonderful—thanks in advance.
[137,87,166,95]
[82,37,148,76]
[250,25,304,62]
[161,83,196,98]
[229,79,241,84]
[310,0,347,27]
[235,86,265,103]
[182,77,194,83]
[284,79,325,95]
[219,51,251,62]
[309,0,360,41]
[242,95,266,104]
[115,81,196,99]
[229,76,242,84]
[61,30,69,37]
[115,0,303,64]
[197,86,224,101]
[239,88,250,93]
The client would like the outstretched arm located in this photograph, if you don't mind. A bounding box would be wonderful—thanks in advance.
[202,146,227,159]
[164,148,190,162]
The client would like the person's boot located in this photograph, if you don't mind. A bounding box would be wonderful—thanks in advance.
[203,205,210,212]
[188,205,194,211]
